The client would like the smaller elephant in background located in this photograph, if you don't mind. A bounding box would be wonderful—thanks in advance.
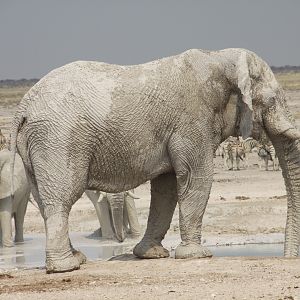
[85,190,141,242]
[0,149,30,247]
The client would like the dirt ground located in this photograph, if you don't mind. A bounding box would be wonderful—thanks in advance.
[1,91,300,299]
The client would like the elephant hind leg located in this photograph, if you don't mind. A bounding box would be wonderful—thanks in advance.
[43,208,80,273]
[28,158,87,273]
[133,173,177,258]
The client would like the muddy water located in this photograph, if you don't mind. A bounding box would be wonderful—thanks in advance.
[1,233,298,271]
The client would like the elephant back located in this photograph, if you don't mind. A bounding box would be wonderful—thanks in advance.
[0,149,27,199]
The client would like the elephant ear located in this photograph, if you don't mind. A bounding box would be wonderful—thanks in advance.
[236,51,253,139]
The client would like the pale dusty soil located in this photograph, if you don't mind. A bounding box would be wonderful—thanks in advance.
[1,91,300,299]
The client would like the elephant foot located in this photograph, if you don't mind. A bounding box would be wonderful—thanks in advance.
[46,253,80,274]
[133,239,169,258]
[72,249,87,265]
[14,236,24,244]
[175,242,212,259]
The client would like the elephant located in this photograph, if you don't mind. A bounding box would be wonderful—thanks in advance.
[10,48,300,273]
[0,149,30,247]
[85,190,141,241]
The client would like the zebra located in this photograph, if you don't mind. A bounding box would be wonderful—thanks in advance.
[221,136,245,170]
[240,137,260,168]
[0,129,7,151]
[242,137,260,153]
[219,136,234,169]
[258,143,279,171]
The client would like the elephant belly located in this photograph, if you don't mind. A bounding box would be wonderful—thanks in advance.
[87,145,172,192]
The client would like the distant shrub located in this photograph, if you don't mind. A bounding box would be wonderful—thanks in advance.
[0,79,39,88]
[271,66,300,74]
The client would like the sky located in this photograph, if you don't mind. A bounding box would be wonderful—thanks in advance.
[0,0,299,79]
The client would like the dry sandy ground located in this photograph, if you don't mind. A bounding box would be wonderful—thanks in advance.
[1,91,300,299]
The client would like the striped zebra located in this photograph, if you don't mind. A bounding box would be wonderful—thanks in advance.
[220,136,234,169]
[240,137,260,168]
[242,137,260,153]
[0,129,7,151]
[221,136,245,170]
[258,143,279,171]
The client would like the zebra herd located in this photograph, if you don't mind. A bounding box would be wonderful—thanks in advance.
[217,137,280,171]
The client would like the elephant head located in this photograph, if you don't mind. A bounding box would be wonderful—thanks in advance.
[221,49,300,256]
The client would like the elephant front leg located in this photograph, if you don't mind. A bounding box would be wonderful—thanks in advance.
[14,193,29,243]
[170,138,213,259]
[0,198,13,247]
[133,173,177,258]
[174,175,213,259]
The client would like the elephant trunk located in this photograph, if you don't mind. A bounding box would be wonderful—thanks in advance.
[266,102,300,256]
[271,136,300,256]
[107,193,125,242]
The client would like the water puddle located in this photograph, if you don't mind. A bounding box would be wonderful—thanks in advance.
[0,233,134,270]
[0,233,298,270]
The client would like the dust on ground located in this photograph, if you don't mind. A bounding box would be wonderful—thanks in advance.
[0,91,300,299]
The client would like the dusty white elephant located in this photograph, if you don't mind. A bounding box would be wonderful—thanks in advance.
[0,149,30,247]
[11,48,300,273]
[85,190,141,242]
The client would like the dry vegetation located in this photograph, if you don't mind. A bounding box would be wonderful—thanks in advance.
[276,72,300,90]
[0,86,31,107]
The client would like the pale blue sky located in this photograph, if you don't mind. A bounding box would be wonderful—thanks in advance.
[0,0,299,79]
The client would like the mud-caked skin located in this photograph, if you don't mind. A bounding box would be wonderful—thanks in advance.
[0,149,30,247]
[10,48,300,273]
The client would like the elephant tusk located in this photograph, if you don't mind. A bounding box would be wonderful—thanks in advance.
[97,192,107,203]
[126,191,140,199]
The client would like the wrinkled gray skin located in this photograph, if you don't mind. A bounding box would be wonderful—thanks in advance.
[85,190,140,241]
[0,149,29,247]
[10,48,300,273]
